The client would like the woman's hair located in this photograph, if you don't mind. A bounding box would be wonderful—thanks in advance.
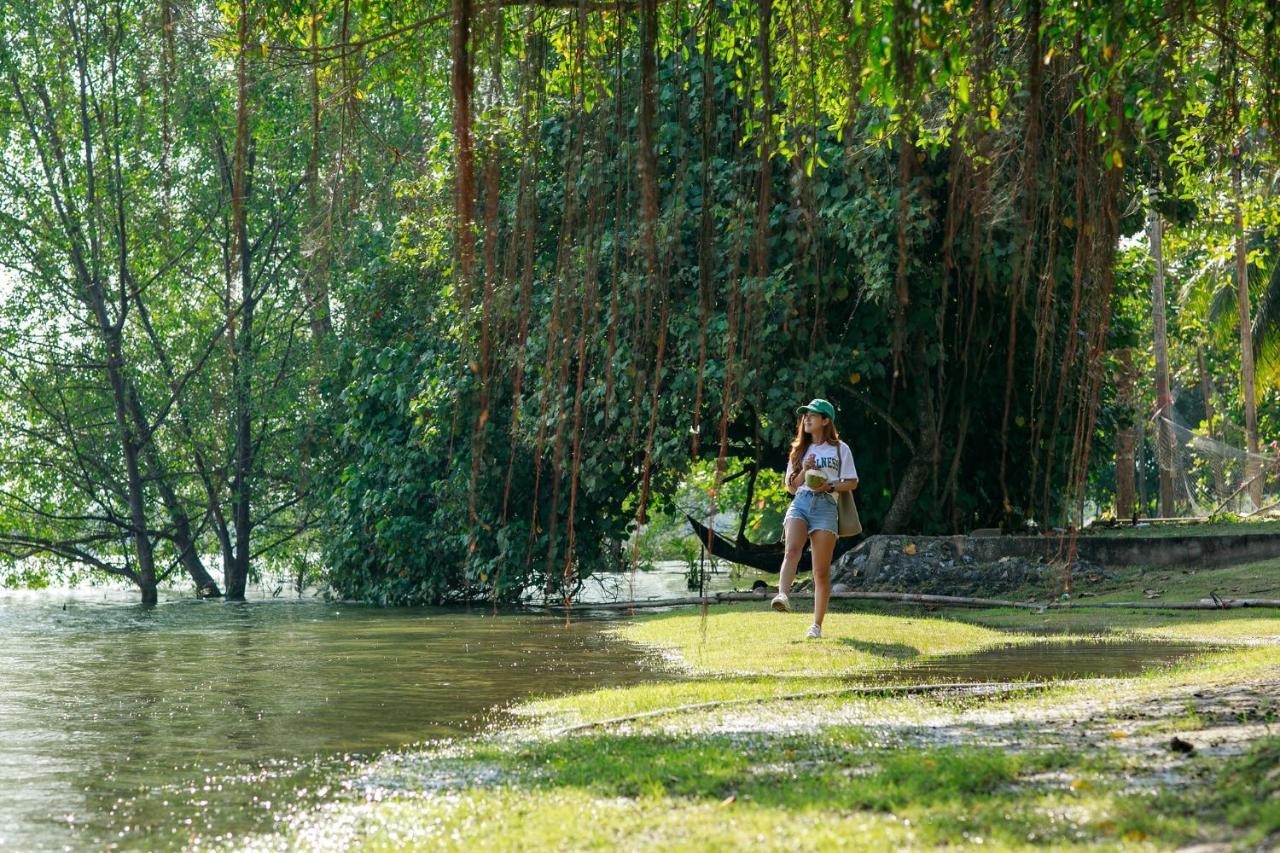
[788,413,841,474]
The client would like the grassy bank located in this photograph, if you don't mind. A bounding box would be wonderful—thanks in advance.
[1080,520,1280,538]
[264,731,1280,851]
[249,563,1280,851]
[901,550,1280,619]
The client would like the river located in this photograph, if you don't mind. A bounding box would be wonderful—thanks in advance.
[0,565,1204,850]
[0,587,685,850]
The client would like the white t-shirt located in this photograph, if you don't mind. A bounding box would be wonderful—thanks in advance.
[785,441,858,494]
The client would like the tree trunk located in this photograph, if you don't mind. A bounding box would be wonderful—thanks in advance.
[67,33,160,605]
[124,247,230,595]
[103,326,160,604]
[138,575,159,606]
[303,0,333,340]
[452,0,476,297]
[737,460,760,544]
[1137,417,1148,516]
[1197,344,1215,436]
[630,0,663,529]
[226,0,254,600]
[229,281,254,600]
[1233,143,1262,509]
[881,423,935,534]
[126,386,221,595]
[1114,347,1137,519]
[999,0,1042,517]
[1148,196,1176,516]
[753,0,772,280]
[1197,344,1226,497]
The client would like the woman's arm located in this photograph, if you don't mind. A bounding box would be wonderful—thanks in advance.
[785,466,802,495]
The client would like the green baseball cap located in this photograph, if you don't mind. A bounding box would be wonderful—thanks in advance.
[796,398,836,420]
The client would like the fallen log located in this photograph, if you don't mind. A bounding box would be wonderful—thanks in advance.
[539,590,1280,612]
[540,590,1041,611]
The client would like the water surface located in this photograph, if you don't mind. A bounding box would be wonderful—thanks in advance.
[883,638,1213,683]
[0,590,670,850]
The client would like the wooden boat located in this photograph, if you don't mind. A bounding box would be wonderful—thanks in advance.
[685,515,860,574]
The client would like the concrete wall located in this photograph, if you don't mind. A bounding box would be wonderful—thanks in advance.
[839,531,1280,576]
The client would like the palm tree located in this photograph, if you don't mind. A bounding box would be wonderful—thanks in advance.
[1178,227,1279,512]
[1180,232,1280,389]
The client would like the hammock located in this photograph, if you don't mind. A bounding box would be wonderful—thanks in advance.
[684,514,860,574]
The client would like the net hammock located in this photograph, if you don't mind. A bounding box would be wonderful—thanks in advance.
[1153,415,1280,518]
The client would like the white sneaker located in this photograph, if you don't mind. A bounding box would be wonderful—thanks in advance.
[771,592,790,612]
[806,624,823,640]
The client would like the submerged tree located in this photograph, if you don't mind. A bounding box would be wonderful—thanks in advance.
[0,0,331,601]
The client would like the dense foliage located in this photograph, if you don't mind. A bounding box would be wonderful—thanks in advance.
[0,0,1277,602]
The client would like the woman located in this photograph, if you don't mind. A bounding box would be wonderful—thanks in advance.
[771,398,858,639]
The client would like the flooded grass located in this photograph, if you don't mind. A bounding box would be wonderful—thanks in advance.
[889,638,1217,683]
[249,593,1280,852]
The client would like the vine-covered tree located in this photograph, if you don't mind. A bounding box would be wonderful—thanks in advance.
[0,0,1278,603]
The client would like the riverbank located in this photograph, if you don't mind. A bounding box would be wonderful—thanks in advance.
[242,560,1280,851]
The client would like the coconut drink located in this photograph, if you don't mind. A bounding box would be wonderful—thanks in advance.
[804,469,827,490]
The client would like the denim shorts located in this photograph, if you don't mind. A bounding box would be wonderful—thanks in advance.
[784,490,838,535]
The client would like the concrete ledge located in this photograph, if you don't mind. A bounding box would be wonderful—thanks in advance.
[839,531,1280,577]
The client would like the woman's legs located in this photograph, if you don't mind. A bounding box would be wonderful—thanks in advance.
[777,517,809,596]
[808,530,837,627]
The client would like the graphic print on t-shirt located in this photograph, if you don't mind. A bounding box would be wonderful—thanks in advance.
[785,441,858,494]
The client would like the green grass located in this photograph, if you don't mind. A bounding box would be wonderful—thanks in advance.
[615,608,1041,676]
[268,727,1242,851]
[919,555,1280,637]
[516,605,1114,725]
[257,576,1280,852]
[1217,738,1280,845]
[1133,616,1280,642]
[952,603,1280,639]
[1080,520,1280,538]
[518,675,845,727]
[525,598,1280,726]
[1071,559,1280,601]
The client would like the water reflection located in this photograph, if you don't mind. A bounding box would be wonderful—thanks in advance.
[0,591,672,850]
[888,638,1215,683]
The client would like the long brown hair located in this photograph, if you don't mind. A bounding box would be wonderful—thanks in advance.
[788,414,841,474]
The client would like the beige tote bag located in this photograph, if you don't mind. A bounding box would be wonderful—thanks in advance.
[836,443,862,538]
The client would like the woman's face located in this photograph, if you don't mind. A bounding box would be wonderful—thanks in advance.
[802,412,829,437]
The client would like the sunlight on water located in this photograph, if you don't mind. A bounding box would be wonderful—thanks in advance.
[0,590,671,850]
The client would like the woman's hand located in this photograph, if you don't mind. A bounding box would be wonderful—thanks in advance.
[802,454,817,470]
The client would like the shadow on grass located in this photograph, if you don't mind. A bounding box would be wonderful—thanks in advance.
[835,638,921,659]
